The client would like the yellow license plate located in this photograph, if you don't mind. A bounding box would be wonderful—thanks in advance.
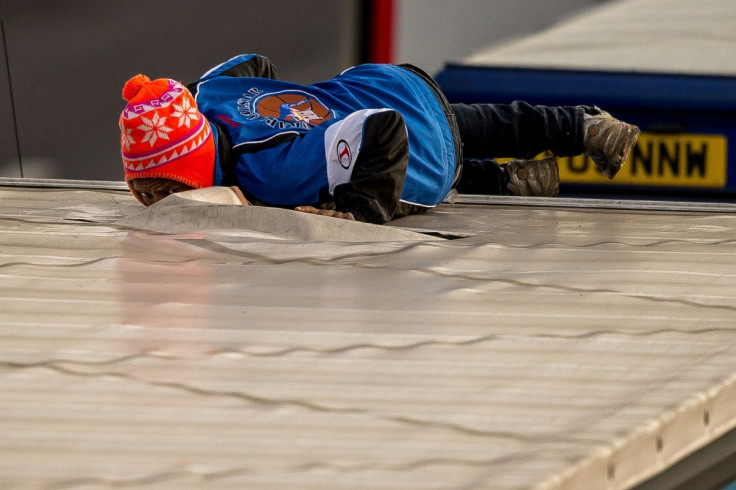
[557,132,728,188]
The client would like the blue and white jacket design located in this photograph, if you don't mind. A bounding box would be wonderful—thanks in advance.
[188,54,459,223]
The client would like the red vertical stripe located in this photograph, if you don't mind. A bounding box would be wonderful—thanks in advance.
[370,0,395,64]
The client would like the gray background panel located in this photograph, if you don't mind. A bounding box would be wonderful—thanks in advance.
[0,0,359,180]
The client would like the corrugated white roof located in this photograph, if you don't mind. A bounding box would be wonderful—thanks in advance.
[462,0,736,76]
[2,184,736,488]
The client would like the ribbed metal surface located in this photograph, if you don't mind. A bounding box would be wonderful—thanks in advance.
[2,186,736,489]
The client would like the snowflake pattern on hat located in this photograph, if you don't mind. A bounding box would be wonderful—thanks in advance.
[121,127,135,151]
[172,97,198,128]
[138,112,173,147]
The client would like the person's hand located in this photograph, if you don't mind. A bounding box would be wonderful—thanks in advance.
[295,206,355,221]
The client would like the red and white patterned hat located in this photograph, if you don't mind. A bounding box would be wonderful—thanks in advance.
[119,75,215,197]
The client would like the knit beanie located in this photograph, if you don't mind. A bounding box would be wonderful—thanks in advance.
[119,75,215,200]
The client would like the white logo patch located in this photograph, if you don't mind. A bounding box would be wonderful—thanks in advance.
[324,109,390,194]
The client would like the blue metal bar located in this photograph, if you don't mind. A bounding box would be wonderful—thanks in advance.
[436,65,736,112]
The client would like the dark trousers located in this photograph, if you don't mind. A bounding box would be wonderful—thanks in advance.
[451,101,585,194]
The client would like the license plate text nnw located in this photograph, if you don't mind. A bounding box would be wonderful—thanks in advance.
[558,132,728,188]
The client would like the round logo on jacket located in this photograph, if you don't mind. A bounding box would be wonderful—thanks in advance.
[336,140,352,169]
[254,91,332,126]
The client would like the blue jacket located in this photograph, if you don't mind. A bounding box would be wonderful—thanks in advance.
[188,54,459,223]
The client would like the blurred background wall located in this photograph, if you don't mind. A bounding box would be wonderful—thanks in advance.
[397,0,606,76]
[0,0,605,181]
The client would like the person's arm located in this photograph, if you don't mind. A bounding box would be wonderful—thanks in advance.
[294,206,355,221]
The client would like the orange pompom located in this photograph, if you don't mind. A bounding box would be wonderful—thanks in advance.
[122,74,151,101]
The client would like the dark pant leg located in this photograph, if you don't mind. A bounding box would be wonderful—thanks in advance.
[451,101,585,159]
[455,159,506,195]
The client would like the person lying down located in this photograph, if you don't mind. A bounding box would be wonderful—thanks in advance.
[120,54,639,224]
